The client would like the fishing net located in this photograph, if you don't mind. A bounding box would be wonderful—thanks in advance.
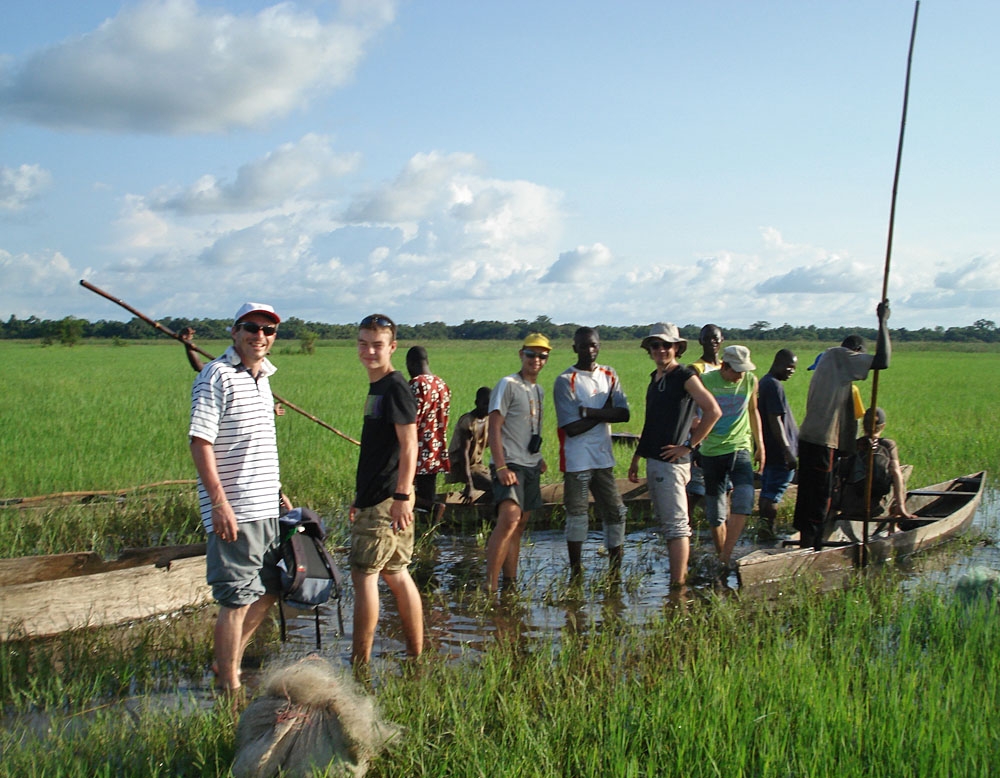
[232,657,401,778]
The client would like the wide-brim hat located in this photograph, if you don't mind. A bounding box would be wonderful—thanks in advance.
[641,322,685,349]
[721,344,755,372]
[233,302,280,325]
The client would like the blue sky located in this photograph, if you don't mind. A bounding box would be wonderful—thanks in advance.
[1,0,997,329]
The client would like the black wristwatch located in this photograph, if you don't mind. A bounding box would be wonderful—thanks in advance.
[393,492,410,501]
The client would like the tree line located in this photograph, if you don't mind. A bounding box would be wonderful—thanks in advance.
[2,313,998,345]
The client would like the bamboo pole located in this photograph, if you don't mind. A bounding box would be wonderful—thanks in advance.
[79,279,361,446]
[862,1,920,565]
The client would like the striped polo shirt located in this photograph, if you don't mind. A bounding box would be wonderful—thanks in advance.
[189,346,281,532]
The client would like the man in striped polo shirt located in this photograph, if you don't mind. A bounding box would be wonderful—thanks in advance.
[190,302,291,695]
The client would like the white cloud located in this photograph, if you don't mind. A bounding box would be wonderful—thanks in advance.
[152,134,360,213]
[754,257,869,294]
[902,254,1000,313]
[0,249,78,316]
[0,164,52,211]
[346,151,483,223]
[933,254,1000,292]
[71,148,568,323]
[0,0,395,133]
[541,243,615,283]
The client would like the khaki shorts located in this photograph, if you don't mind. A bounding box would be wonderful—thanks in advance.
[349,496,415,575]
[646,458,692,540]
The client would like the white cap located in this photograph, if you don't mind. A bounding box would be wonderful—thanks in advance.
[233,302,280,325]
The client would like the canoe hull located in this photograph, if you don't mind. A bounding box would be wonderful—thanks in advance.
[438,477,653,522]
[737,472,986,592]
[0,545,210,641]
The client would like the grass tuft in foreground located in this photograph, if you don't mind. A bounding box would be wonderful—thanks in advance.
[9,575,993,776]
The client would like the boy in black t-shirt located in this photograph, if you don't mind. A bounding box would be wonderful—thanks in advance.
[349,313,423,666]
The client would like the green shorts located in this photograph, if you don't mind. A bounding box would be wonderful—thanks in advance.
[492,462,543,513]
[349,496,415,575]
[205,517,282,608]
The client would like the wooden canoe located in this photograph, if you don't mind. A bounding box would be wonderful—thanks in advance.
[437,477,653,522]
[0,544,210,641]
[737,471,987,592]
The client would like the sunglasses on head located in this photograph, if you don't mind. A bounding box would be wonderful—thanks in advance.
[360,314,394,330]
[523,349,549,361]
[237,322,278,336]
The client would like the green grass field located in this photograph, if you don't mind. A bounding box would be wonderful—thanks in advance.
[2,338,999,775]
[1,338,998,556]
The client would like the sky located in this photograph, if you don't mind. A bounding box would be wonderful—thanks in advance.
[1,0,997,330]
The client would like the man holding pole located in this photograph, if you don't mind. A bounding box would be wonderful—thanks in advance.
[794,303,892,549]
[189,303,292,696]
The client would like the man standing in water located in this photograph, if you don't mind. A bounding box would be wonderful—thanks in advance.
[628,324,721,589]
[350,314,423,665]
[189,303,292,695]
[699,345,764,569]
[406,346,451,519]
[485,333,551,593]
[553,327,630,578]
[794,303,892,549]
[757,349,799,536]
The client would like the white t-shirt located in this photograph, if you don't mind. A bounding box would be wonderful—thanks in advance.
[553,364,628,472]
[489,372,544,468]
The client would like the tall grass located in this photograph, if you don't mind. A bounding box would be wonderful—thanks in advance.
[3,577,997,776]
[2,340,998,556]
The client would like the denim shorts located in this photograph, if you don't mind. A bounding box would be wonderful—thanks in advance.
[563,467,627,546]
[686,464,706,497]
[760,463,795,503]
[702,449,755,527]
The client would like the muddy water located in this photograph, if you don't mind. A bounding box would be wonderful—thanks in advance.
[277,485,1000,667]
[9,488,996,738]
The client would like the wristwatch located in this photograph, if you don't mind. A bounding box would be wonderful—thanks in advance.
[393,492,410,501]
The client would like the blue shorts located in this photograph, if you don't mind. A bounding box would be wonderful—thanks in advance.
[702,449,755,527]
[686,464,706,497]
[760,463,795,503]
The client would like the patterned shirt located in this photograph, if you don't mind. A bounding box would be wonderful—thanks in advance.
[409,373,451,475]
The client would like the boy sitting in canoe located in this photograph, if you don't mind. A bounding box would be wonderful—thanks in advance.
[837,406,915,528]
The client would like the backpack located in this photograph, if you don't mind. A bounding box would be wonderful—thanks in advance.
[839,438,895,518]
[277,507,344,648]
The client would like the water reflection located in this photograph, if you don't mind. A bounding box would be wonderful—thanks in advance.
[279,486,999,668]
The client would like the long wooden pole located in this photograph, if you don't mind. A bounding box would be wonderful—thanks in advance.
[79,279,361,446]
[862,0,920,564]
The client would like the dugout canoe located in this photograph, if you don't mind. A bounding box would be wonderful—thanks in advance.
[0,543,210,641]
[438,477,653,521]
[736,471,986,592]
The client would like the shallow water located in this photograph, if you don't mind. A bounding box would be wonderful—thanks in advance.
[277,484,1000,667]
[8,486,997,735]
